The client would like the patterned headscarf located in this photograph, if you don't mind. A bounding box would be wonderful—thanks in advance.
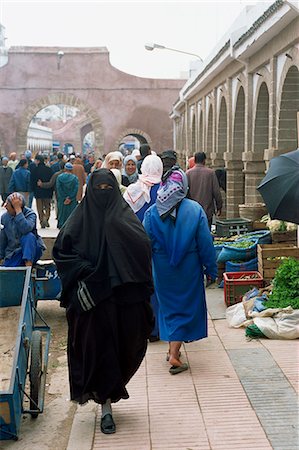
[156,167,188,221]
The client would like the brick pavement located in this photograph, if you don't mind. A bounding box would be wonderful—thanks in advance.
[85,294,299,450]
[16,208,297,450]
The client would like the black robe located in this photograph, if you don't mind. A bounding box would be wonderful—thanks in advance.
[53,169,154,404]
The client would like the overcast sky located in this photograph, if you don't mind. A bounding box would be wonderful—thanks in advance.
[0,0,263,78]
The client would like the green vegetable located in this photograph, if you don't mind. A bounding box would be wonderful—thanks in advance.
[266,258,299,309]
[225,240,255,249]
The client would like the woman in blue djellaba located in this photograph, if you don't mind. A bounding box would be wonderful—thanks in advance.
[143,167,217,375]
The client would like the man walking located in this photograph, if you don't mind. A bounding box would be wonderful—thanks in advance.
[56,162,78,228]
[0,157,13,205]
[186,152,222,229]
[8,158,31,205]
[31,154,53,228]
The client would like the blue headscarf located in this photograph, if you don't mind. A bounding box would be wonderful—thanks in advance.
[123,155,138,184]
[156,167,188,221]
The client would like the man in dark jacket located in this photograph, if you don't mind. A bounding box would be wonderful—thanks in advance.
[8,159,31,205]
[186,152,222,229]
[0,157,13,205]
[31,155,53,228]
[137,144,151,174]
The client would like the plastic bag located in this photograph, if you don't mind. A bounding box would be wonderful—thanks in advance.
[226,302,247,328]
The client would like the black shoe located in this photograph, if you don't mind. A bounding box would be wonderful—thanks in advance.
[100,414,116,434]
[45,221,50,227]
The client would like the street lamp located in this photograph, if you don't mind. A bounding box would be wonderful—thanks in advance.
[145,43,203,61]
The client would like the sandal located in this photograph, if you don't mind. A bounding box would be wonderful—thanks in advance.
[101,414,116,434]
[169,363,189,375]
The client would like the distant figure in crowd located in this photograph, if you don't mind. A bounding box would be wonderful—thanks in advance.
[131,149,141,161]
[102,151,129,186]
[31,154,53,228]
[143,168,217,374]
[7,152,19,171]
[23,150,36,208]
[0,157,13,205]
[84,154,95,174]
[8,158,31,205]
[86,159,103,185]
[0,192,45,266]
[215,168,227,193]
[160,150,178,174]
[70,155,86,201]
[53,169,154,435]
[124,154,163,341]
[122,155,138,185]
[110,168,127,195]
[56,163,78,229]
[124,154,163,222]
[186,152,222,229]
[137,144,151,174]
[187,156,195,169]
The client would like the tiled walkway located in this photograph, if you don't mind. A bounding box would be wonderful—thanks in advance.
[91,305,298,450]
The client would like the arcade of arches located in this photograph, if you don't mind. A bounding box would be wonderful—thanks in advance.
[172,3,299,218]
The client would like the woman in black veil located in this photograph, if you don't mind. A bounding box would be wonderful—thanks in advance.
[53,169,154,434]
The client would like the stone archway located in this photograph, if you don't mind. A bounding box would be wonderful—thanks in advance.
[277,64,299,152]
[16,93,104,157]
[114,128,152,150]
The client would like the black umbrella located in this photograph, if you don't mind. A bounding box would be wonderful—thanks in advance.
[257,149,299,225]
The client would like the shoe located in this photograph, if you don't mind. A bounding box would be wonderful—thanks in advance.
[100,414,116,434]
[169,363,189,375]
[166,351,181,362]
[45,221,50,227]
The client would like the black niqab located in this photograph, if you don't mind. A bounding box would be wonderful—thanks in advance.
[53,169,153,311]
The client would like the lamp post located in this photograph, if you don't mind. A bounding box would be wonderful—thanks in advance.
[145,43,203,61]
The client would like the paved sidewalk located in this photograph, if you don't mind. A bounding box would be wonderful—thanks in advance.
[67,289,299,450]
[5,206,296,450]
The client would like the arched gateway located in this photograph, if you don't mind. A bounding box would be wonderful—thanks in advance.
[0,46,184,157]
[16,93,104,156]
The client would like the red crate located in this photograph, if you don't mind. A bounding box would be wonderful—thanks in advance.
[223,271,264,307]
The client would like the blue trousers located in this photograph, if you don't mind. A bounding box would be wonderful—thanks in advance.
[3,233,42,267]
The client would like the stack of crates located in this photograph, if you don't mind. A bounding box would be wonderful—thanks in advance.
[223,271,264,306]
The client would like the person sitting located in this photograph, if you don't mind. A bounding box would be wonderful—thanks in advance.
[0,192,45,267]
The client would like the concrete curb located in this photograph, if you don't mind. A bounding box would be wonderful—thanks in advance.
[67,403,97,450]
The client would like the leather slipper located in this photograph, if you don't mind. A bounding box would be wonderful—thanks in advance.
[169,363,189,375]
[101,414,116,434]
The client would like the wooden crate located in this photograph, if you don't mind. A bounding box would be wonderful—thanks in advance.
[271,230,297,244]
[258,243,299,280]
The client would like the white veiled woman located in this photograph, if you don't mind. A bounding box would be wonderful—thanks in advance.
[123,154,163,222]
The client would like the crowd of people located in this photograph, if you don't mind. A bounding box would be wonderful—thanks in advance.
[0,143,226,434]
